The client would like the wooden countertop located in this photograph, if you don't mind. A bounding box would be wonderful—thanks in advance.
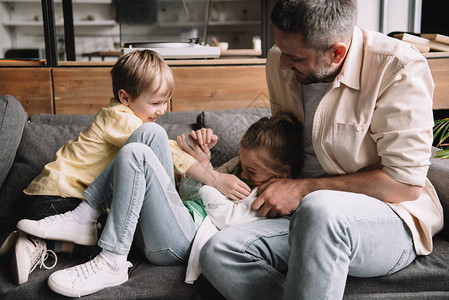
[2,51,448,67]
[0,57,266,67]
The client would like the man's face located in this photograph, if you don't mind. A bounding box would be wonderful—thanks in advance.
[273,27,335,85]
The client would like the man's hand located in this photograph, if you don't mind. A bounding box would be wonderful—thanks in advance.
[251,169,423,218]
[252,178,304,217]
[177,128,218,164]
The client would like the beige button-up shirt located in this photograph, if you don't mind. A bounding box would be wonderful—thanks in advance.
[266,26,443,255]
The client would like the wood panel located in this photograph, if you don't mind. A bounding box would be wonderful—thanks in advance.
[428,58,449,110]
[171,65,270,111]
[7,57,445,115]
[53,68,113,115]
[52,64,270,114]
[0,68,52,116]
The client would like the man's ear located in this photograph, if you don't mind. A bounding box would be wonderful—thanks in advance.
[118,89,130,106]
[329,42,348,64]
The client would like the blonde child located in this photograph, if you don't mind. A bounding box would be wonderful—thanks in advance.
[11,49,201,286]
[177,113,304,283]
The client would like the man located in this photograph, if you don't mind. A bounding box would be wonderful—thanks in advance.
[199,0,444,299]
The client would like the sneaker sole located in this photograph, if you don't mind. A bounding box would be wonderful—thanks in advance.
[11,233,28,285]
[17,220,97,246]
[47,271,128,297]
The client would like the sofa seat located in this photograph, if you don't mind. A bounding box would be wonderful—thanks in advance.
[1,94,449,299]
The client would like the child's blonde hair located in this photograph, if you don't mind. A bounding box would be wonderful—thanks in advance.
[110,50,174,101]
[240,113,303,178]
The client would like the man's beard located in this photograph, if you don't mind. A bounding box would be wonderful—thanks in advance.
[294,56,335,85]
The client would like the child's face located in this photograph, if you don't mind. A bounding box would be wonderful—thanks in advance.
[119,86,169,123]
[239,148,275,186]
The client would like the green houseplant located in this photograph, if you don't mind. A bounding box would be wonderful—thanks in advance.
[433,118,449,158]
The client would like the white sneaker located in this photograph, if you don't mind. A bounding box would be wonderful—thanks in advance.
[17,211,98,246]
[0,230,18,257]
[48,255,132,297]
[11,231,57,285]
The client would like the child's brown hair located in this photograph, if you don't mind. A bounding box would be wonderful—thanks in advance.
[110,50,174,101]
[240,112,303,178]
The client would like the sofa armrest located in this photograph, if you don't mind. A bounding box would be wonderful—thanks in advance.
[0,95,27,189]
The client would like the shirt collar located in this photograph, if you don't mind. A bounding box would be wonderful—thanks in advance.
[335,26,363,91]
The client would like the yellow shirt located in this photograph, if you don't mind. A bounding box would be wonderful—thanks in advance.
[25,99,197,200]
[266,27,443,255]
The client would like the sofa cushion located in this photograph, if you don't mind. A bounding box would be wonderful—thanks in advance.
[197,108,271,166]
[157,110,202,125]
[156,111,200,141]
[344,235,449,298]
[30,113,94,126]
[0,95,27,190]
[0,120,89,235]
[429,151,449,239]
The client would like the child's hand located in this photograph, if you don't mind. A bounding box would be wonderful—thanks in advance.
[213,173,251,201]
[177,128,217,163]
[189,128,218,150]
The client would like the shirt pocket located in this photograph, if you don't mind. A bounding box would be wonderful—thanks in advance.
[333,122,368,136]
[331,122,377,173]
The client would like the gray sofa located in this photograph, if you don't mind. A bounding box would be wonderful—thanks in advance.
[1,94,449,299]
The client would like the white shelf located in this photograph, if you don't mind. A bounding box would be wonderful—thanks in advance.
[3,20,117,26]
[209,20,260,26]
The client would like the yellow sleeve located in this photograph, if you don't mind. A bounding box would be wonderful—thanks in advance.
[103,107,143,147]
[169,140,198,176]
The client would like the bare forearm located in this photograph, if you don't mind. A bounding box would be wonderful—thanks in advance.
[186,161,251,200]
[302,169,422,203]
[185,161,220,187]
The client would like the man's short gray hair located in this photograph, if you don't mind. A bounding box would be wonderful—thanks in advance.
[271,0,357,50]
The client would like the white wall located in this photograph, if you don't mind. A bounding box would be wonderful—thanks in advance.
[357,0,422,34]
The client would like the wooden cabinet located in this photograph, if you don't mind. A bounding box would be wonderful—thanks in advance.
[171,64,269,111]
[427,57,449,110]
[2,56,449,116]
[53,67,112,114]
[0,67,53,115]
[52,59,269,115]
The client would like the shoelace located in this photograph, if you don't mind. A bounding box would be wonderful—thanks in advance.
[40,211,71,224]
[29,237,58,274]
[72,256,133,282]
[75,256,103,281]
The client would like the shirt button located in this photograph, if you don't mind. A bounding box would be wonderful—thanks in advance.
[356,125,363,132]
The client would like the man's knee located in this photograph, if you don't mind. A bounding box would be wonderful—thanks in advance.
[297,190,340,215]
[200,231,229,266]
[291,190,347,233]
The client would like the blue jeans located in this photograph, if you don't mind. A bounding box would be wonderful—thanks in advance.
[200,190,416,300]
[83,123,196,265]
